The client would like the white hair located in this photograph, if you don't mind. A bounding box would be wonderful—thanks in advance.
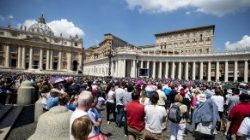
[77,90,93,107]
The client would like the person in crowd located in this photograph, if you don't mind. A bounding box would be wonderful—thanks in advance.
[190,89,200,123]
[192,93,220,140]
[139,84,150,105]
[88,97,103,138]
[45,88,61,110]
[106,84,116,124]
[70,90,94,140]
[237,116,250,140]
[143,91,167,140]
[225,88,240,114]
[225,92,250,139]
[71,116,93,140]
[211,87,225,131]
[115,82,126,127]
[126,89,145,140]
[169,94,188,140]
[156,84,167,130]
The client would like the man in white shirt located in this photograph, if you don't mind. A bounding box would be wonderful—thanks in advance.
[237,117,250,140]
[69,90,94,140]
[115,82,126,127]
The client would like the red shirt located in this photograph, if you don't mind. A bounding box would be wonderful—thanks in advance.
[126,100,145,131]
[228,102,250,134]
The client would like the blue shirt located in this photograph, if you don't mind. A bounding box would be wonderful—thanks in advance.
[46,97,59,110]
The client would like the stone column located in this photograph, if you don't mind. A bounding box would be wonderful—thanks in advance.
[225,61,228,82]
[46,50,50,70]
[147,61,150,69]
[244,60,248,83]
[185,62,188,80]
[17,46,22,68]
[234,61,238,82]
[207,61,211,81]
[152,61,156,78]
[111,61,114,77]
[171,62,175,79]
[178,62,182,79]
[58,51,62,71]
[5,45,10,68]
[67,52,72,71]
[50,50,53,70]
[147,61,150,77]
[39,49,43,70]
[115,60,118,77]
[29,47,33,69]
[158,61,162,79]
[122,59,126,77]
[132,59,136,78]
[141,60,144,68]
[165,62,169,78]
[22,47,26,69]
[192,62,196,80]
[216,61,220,81]
[200,62,203,80]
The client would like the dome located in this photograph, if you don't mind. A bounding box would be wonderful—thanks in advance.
[28,14,54,36]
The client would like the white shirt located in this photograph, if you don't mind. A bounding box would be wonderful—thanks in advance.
[106,90,115,103]
[69,109,88,140]
[145,105,167,133]
[123,91,132,105]
[238,117,250,140]
[115,88,125,106]
[211,95,224,112]
[139,97,150,106]
[156,89,167,106]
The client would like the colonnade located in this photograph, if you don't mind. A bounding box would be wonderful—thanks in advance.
[3,45,83,71]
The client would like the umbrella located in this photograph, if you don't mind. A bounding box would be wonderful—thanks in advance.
[145,84,156,97]
[162,85,172,96]
[222,83,236,89]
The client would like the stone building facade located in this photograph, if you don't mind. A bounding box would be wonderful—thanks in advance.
[0,15,84,74]
[84,25,249,82]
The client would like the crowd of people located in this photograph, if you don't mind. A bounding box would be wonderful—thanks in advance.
[0,72,250,140]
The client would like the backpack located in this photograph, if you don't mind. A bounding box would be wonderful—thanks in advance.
[168,103,181,123]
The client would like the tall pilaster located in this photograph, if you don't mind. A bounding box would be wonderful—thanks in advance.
[5,45,10,68]
[244,60,248,83]
[171,62,175,79]
[165,62,169,78]
[185,62,188,80]
[224,61,228,82]
[132,59,136,78]
[58,51,62,70]
[67,52,72,71]
[178,62,182,79]
[152,61,156,78]
[50,50,53,70]
[115,60,118,77]
[207,61,211,81]
[234,61,238,82]
[158,61,162,79]
[46,50,50,70]
[78,53,82,71]
[22,47,25,69]
[17,46,22,68]
[29,47,33,69]
[39,49,43,70]
[200,62,203,80]
[216,61,220,81]
[192,62,196,80]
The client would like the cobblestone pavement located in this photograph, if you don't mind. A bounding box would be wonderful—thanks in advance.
[7,106,227,140]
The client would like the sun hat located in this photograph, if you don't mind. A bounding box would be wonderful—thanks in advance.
[197,93,207,103]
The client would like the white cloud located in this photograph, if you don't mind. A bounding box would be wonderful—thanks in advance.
[225,35,250,51]
[125,0,250,16]
[18,19,84,38]
[8,15,14,19]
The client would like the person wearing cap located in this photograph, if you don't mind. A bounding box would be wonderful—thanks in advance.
[192,93,220,140]
[225,88,240,115]
[225,92,250,139]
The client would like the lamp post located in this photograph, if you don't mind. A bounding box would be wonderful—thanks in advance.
[107,40,113,78]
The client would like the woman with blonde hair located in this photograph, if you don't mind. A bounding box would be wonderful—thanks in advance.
[71,116,93,140]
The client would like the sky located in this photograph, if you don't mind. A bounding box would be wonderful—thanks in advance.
[0,0,250,52]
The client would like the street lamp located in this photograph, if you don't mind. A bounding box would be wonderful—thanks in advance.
[107,40,113,79]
